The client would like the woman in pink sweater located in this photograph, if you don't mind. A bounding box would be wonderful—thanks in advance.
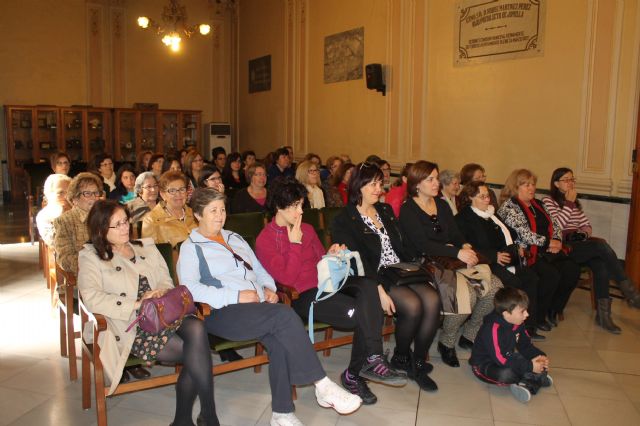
[255,177,406,406]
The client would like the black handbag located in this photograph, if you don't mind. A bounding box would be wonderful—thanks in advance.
[379,262,432,287]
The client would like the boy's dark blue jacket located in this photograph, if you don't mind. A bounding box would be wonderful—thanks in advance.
[470,311,545,374]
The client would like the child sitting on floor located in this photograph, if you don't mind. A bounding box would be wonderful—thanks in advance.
[469,287,553,402]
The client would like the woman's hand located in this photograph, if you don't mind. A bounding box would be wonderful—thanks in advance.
[565,188,577,202]
[238,290,260,303]
[327,243,346,255]
[214,182,225,194]
[457,248,478,266]
[141,288,168,300]
[287,214,303,244]
[547,239,562,254]
[496,252,511,266]
[263,288,279,304]
[378,285,396,316]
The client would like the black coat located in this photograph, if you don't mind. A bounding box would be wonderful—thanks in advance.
[399,197,467,258]
[455,206,514,264]
[330,202,415,282]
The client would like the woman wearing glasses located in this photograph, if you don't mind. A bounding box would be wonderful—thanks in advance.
[398,161,502,369]
[295,160,326,209]
[184,150,206,201]
[455,182,549,340]
[498,169,581,331]
[141,171,197,248]
[54,172,104,273]
[126,172,159,225]
[330,163,441,392]
[178,188,363,426]
[78,200,220,426]
[542,167,640,332]
[198,166,225,193]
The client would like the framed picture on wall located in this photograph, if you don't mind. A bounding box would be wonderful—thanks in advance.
[249,55,271,93]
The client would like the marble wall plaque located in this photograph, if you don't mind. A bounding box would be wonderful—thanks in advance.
[455,0,546,66]
[249,55,271,93]
[324,27,364,84]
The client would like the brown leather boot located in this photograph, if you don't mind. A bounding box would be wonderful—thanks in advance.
[595,298,621,334]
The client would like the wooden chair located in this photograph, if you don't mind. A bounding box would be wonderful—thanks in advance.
[57,264,80,381]
[302,208,325,244]
[577,266,625,312]
[224,211,267,249]
[319,207,344,249]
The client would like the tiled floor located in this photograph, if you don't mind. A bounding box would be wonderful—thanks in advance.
[1,242,640,426]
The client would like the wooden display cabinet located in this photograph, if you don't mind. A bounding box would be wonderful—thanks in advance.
[61,107,112,163]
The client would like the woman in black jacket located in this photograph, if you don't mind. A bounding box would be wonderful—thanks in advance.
[331,162,440,392]
[455,182,549,340]
[399,161,502,368]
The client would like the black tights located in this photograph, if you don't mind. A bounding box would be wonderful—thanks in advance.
[156,316,220,426]
[388,283,441,360]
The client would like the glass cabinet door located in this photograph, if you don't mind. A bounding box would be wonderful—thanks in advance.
[35,109,59,162]
[10,108,34,167]
[140,112,157,152]
[87,110,108,159]
[181,112,199,150]
[62,109,84,161]
[161,112,178,155]
[118,111,137,162]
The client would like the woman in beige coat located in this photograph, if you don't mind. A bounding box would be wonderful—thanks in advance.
[78,200,219,426]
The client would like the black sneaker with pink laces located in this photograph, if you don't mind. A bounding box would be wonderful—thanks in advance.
[359,354,407,386]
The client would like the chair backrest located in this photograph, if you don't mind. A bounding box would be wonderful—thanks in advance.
[302,208,324,246]
[320,206,344,248]
[224,211,266,249]
[155,243,177,283]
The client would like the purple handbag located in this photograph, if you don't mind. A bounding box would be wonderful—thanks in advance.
[126,285,196,334]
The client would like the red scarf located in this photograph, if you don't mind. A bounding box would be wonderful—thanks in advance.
[515,197,554,266]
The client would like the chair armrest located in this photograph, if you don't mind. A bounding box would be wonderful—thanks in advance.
[56,265,77,288]
[77,296,107,333]
[197,302,212,318]
[275,282,299,306]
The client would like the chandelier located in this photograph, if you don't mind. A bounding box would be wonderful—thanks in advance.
[137,0,211,52]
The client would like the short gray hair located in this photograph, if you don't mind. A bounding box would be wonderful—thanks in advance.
[189,188,226,218]
[134,172,157,194]
[43,174,71,199]
[439,169,460,187]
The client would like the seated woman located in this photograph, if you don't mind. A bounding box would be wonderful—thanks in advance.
[321,155,343,182]
[197,165,225,192]
[331,163,440,391]
[37,173,71,246]
[295,160,326,209]
[136,150,153,175]
[328,162,355,207]
[221,152,248,191]
[54,172,104,274]
[398,161,502,368]
[256,178,406,405]
[178,188,362,426]
[459,163,498,210]
[542,167,640,332]
[147,153,165,178]
[108,164,137,204]
[385,163,412,218]
[141,171,197,248]
[50,151,71,176]
[439,170,461,215]
[456,182,548,340]
[230,163,268,214]
[78,200,219,425]
[184,150,205,201]
[162,155,183,174]
[498,169,581,329]
[93,153,116,194]
[126,172,159,225]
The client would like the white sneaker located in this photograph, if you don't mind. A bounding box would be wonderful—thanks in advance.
[270,412,305,426]
[315,378,363,414]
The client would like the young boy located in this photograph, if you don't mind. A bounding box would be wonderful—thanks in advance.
[469,287,552,402]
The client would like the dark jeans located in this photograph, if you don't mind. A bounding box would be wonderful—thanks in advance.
[472,363,547,391]
[532,256,580,315]
[490,264,540,327]
[205,303,325,413]
[568,239,626,299]
[292,276,384,373]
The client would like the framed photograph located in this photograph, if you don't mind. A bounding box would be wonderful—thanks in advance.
[249,55,272,93]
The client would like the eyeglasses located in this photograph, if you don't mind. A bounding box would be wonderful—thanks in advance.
[142,184,159,191]
[428,214,442,233]
[232,252,253,271]
[206,176,222,182]
[307,169,319,174]
[165,187,187,195]
[475,194,491,200]
[558,178,577,183]
[109,219,130,229]
[100,162,113,167]
[80,190,103,198]
[359,162,373,171]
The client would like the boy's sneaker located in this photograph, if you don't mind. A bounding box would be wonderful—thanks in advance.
[510,383,532,403]
[315,377,362,414]
[540,372,553,387]
[340,370,377,405]
[359,354,407,386]
[270,412,304,426]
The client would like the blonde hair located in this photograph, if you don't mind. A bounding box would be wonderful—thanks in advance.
[295,160,318,187]
[499,169,537,205]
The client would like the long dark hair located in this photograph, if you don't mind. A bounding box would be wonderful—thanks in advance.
[549,167,581,209]
[87,200,138,260]
[222,152,242,179]
[114,163,136,194]
[348,162,384,205]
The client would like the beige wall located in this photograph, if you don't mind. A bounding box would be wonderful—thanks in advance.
[237,0,640,197]
[0,0,233,192]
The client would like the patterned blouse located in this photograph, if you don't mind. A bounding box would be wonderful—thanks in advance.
[360,212,400,270]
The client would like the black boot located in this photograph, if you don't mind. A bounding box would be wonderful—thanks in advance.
[547,310,559,327]
[595,298,622,334]
[437,342,460,368]
[618,279,640,309]
[413,357,438,392]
